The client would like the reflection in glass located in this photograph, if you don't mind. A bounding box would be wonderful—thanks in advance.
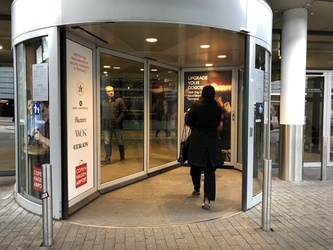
[150,66,178,168]
[270,95,280,167]
[217,92,232,162]
[16,37,49,203]
[252,45,269,196]
[304,76,324,162]
[100,53,144,183]
[237,69,244,164]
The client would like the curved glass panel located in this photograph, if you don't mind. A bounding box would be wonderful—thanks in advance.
[100,53,144,183]
[252,44,270,196]
[16,37,49,203]
[149,65,178,168]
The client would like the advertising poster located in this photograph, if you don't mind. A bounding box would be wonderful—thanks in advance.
[66,39,94,200]
[184,71,232,111]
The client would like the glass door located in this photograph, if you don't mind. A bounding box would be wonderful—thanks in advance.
[304,71,333,170]
[99,52,145,184]
[304,75,324,165]
[149,63,178,170]
[242,36,271,210]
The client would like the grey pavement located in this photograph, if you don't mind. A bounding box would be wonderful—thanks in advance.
[1,166,333,249]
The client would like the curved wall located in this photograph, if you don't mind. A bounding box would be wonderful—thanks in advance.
[12,0,272,50]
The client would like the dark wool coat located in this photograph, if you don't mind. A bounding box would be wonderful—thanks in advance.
[101,96,127,130]
[185,97,223,168]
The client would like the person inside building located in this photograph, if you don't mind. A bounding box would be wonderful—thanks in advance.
[31,101,50,165]
[101,85,127,164]
[185,85,224,209]
[27,99,44,145]
[33,101,50,148]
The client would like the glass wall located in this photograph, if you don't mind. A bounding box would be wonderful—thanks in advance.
[149,65,178,168]
[16,37,50,203]
[304,76,324,163]
[0,67,15,175]
[99,53,144,183]
[237,69,244,167]
[252,44,270,197]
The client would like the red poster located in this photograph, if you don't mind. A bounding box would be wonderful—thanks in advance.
[33,166,42,192]
[76,160,87,188]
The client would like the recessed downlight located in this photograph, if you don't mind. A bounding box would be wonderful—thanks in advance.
[146,38,158,43]
[218,55,227,58]
[103,65,110,68]
[200,44,210,49]
[205,63,213,67]
[113,66,120,70]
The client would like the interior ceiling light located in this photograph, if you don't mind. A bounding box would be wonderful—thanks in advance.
[205,63,213,67]
[151,68,158,71]
[103,71,108,74]
[146,38,158,43]
[200,45,210,48]
[113,66,120,70]
[140,68,144,71]
[103,65,110,68]
[218,55,227,58]
[0,45,3,50]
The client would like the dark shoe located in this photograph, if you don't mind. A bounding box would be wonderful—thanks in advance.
[202,197,210,209]
[120,156,125,161]
[101,159,110,165]
[192,190,200,196]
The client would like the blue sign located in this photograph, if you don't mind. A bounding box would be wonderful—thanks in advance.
[33,103,41,115]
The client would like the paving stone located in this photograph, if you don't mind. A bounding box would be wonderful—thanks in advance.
[0,168,333,249]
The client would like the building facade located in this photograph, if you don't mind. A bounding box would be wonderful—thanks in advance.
[12,0,272,219]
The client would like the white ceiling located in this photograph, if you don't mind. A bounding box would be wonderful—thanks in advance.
[1,0,333,69]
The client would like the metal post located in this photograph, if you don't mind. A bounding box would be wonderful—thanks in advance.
[42,164,53,247]
[321,136,327,181]
[262,159,272,231]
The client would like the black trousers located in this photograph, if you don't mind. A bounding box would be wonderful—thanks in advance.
[190,165,216,201]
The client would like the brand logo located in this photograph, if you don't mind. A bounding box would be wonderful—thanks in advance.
[77,82,84,96]
[73,142,89,150]
[75,117,87,123]
[75,129,87,137]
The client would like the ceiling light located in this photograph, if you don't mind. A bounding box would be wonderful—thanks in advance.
[205,63,213,67]
[113,66,120,70]
[151,68,158,71]
[200,45,210,49]
[140,68,144,71]
[218,55,227,58]
[146,38,158,43]
[103,71,108,74]
[0,45,3,50]
[103,65,110,68]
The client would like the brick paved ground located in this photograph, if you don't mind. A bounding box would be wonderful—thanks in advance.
[1,167,333,249]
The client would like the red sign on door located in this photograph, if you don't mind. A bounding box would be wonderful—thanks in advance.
[33,166,42,192]
[76,160,87,188]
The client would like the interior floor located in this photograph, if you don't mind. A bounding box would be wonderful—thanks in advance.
[67,166,242,227]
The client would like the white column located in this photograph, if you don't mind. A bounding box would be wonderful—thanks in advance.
[279,8,308,182]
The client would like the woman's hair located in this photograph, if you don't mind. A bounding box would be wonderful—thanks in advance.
[201,85,215,99]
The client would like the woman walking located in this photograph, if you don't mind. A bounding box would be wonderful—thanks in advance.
[185,85,224,209]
